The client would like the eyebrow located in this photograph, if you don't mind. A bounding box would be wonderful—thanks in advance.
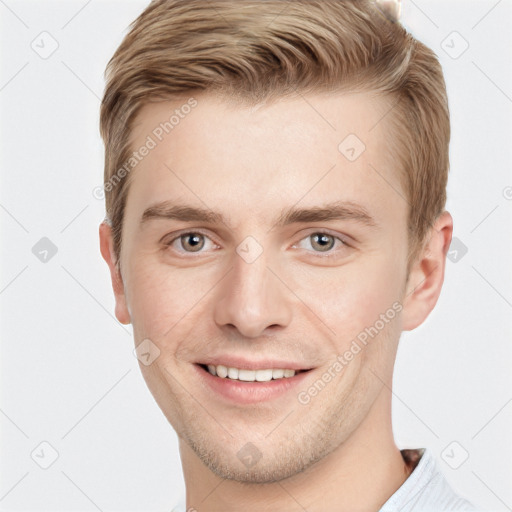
[140,200,378,230]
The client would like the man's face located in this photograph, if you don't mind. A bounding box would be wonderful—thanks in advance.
[113,91,411,482]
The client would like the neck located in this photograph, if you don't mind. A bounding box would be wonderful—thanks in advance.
[179,386,411,512]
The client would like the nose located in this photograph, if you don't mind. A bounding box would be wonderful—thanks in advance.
[213,246,293,339]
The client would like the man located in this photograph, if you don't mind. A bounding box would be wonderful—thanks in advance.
[98,1,477,510]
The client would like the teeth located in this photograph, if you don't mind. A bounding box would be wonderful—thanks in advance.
[206,364,297,381]
[238,369,256,381]
[272,369,285,379]
[256,369,273,382]
[216,364,228,378]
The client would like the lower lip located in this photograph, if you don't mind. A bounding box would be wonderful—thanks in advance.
[194,364,312,405]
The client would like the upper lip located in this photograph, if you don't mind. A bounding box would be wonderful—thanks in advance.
[197,357,312,371]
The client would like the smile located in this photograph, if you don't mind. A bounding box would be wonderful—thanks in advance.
[204,364,303,382]
[195,362,313,404]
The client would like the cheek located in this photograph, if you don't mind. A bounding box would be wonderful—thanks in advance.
[125,256,222,342]
[293,251,406,351]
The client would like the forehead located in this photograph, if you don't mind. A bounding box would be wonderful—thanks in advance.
[123,91,405,229]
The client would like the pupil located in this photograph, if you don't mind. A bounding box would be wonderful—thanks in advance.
[182,233,204,252]
[312,233,334,251]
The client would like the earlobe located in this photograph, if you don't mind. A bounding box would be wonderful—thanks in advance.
[401,211,453,331]
[99,222,132,325]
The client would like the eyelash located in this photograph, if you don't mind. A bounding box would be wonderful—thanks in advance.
[163,229,350,259]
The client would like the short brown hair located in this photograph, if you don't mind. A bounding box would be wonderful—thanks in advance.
[100,0,450,272]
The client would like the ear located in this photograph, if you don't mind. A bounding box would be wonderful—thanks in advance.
[99,221,131,325]
[401,211,453,331]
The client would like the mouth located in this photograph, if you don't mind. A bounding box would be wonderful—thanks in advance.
[194,362,314,404]
[198,363,310,382]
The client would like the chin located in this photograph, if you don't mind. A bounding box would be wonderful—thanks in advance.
[186,431,328,484]
[203,456,308,484]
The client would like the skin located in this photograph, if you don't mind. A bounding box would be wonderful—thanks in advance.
[99,90,453,512]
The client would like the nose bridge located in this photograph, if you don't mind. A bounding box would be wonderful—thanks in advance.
[213,239,292,337]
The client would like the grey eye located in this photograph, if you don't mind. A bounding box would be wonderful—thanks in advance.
[310,233,335,252]
[179,233,205,252]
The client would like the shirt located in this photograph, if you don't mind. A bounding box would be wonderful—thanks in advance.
[379,448,478,511]
[171,448,478,512]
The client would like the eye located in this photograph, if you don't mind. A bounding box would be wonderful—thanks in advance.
[294,231,348,256]
[165,231,217,254]
[163,229,350,258]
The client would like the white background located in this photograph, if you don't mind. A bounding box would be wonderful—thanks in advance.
[1,1,511,510]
